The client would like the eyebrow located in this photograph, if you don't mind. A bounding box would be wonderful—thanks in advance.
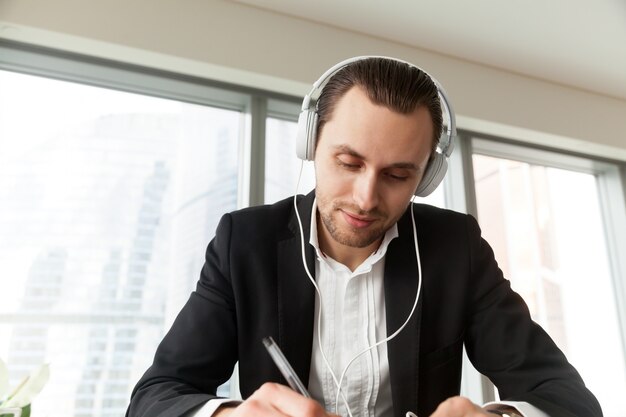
[333,144,419,171]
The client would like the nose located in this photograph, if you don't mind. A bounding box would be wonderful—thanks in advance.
[353,171,379,212]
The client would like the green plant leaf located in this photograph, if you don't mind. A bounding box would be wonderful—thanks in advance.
[0,407,23,417]
[3,365,49,408]
[0,358,8,400]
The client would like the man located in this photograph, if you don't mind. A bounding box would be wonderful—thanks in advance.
[127,57,602,417]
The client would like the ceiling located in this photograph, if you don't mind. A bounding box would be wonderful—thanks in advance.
[233,0,626,101]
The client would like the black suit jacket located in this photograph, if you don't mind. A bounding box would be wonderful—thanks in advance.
[127,192,602,417]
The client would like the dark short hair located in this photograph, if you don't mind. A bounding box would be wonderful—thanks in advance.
[316,57,443,153]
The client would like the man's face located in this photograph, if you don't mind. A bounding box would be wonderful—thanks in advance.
[314,86,434,257]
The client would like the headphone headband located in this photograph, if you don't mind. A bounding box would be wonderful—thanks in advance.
[296,56,457,196]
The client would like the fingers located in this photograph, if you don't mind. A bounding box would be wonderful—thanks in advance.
[429,396,490,417]
[234,382,331,417]
[261,383,328,417]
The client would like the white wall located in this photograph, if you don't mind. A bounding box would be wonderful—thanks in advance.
[1,0,625,159]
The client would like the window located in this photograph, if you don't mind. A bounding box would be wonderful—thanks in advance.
[0,60,243,415]
[471,138,626,417]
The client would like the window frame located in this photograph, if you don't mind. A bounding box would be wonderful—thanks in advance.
[0,39,303,211]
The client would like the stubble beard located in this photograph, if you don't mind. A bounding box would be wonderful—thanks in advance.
[318,200,389,249]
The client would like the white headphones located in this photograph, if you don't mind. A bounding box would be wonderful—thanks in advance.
[296,56,457,197]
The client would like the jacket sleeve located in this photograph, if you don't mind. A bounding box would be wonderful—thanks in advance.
[462,214,602,417]
[126,213,239,417]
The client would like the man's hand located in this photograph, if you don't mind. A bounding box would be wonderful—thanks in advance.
[215,382,340,417]
[429,396,499,417]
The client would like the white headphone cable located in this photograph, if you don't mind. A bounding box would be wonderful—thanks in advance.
[293,161,423,416]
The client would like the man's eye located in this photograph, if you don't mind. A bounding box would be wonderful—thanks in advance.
[387,173,408,181]
[337,160,359,169]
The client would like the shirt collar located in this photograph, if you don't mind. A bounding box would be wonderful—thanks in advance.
[309,198,399,271]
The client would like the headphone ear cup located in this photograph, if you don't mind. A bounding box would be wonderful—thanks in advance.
[415,153,448,197]
[296,109,318,161]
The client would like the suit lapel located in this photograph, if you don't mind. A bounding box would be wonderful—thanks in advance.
[385,207,423,417]
[276,192,317,388]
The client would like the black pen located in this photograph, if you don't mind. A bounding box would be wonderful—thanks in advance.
[262,336,311,398]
